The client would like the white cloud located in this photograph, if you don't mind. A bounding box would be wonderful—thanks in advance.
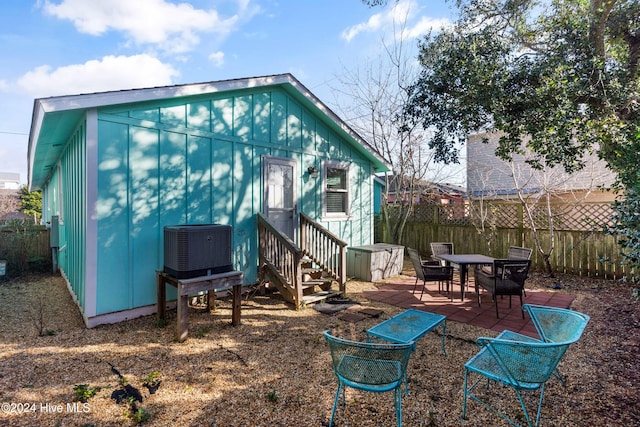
[406,16,451,39]
[342,14,380,42]
[42,0,257,54]
[208,51,225,67]
[341,0,450,42]
[0,80,7,91]
[17,54,179,97]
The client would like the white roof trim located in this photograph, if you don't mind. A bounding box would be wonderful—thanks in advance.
[28,74,389,189]
[35,75,293,113]
[33,74,382,160]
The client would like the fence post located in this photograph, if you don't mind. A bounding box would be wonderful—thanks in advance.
[433,205,440,242]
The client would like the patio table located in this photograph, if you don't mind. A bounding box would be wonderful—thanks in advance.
[366,308,447,355]
[366,309,447,394]
[434,253,495,301]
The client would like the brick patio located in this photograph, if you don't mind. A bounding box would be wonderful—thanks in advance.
[361,275,575,337]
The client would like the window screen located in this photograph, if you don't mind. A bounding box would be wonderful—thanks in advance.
[325,166,348,215]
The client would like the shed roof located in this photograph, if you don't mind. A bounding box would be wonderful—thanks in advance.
[28,73,389,189]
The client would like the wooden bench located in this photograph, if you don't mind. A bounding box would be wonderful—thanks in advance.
[157,270,243,342]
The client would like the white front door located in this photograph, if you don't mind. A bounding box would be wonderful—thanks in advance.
[263,156,297,241]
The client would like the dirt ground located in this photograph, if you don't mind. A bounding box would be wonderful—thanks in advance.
[0,269,638,426]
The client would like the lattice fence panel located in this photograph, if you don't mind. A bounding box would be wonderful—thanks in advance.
[437,204,473,226]
[483,203,521,229]
[384,201,614,232]
[376,201,624,279]
[528,203,614,231]
[411,204,436,222]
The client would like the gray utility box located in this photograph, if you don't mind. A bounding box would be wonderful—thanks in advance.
[347,244,405,282]
[164,224,233,279]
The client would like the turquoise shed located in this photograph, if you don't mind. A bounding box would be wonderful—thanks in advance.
[28,74,389,327]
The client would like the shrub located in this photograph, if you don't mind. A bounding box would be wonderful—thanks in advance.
[0,221,51,278]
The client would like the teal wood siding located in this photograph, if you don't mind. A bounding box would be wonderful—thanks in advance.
[62,123,87,309]
[42,170,60,223]
[130,126,161,310]
[42,171,61,263]
[374,179,383,214]
[42,122,87,311]
[93,87,374,315]
[96,120,130,313]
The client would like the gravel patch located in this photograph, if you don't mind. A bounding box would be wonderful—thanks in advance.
[0,271,638,426]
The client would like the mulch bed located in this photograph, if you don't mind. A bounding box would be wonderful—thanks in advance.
[0,271,638,426]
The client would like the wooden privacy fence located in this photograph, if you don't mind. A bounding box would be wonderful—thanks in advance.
[0,226,51,276]
[377,202,627,280]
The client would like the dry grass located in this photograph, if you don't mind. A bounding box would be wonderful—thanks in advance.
[0,269,638,426]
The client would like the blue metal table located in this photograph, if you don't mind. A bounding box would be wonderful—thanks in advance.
[367,309,447,355]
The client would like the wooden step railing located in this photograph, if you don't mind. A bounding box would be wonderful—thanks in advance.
[299,212,347,295]
[257,212,303,308]
[257,212,348,308]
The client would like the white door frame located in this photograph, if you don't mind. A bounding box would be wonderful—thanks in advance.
[262,156,298,241]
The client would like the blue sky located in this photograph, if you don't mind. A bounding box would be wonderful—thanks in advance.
[0,0,458,185]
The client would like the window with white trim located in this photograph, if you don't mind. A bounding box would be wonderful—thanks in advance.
[323,161,350,219]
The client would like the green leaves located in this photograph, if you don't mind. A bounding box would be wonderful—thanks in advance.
[408,0,638,175]
[409,27,511,163]
[19,186,41,221]
[407,0,640,273]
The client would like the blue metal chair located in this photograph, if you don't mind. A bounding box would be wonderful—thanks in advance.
[462,305,590,426]
[523,304,590,344]
[324,330,415,427]
[499,304,590,385]
[463,337,572,426]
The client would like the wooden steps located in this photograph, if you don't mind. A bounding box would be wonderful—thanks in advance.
[301,274,339,305]
[262,263,340,307]
[258,212,347,310]
[301,259,336,303]
[301,290,342,305]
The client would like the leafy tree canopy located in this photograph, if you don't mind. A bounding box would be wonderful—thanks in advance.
[406,0,639,183]
[19,185,42,220]
[405,0,639,273]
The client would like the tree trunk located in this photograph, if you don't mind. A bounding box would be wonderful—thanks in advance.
[543,253,555,278]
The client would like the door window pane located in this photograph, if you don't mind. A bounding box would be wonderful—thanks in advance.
[269,164,293,209]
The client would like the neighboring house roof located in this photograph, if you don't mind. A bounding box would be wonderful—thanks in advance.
[467,132,616,198]
[430,182,467,197]
[0,172,20,189]
[28,73,390,190]
[381,174,466,197]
